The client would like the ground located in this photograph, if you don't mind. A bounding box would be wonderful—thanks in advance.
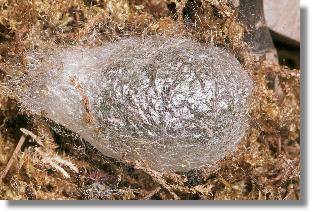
[0,0,300,200]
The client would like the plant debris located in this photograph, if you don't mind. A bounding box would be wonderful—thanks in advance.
[0,0,300,200]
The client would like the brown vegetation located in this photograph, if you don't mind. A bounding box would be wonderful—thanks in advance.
[0,0,300,200]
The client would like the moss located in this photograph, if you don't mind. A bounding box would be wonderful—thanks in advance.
[0,0,300,200]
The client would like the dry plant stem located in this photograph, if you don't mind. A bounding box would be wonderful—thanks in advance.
[36,148,79,178]
[0,117,8,128]
[20,128,44,146]
[0,134,26,181]
[133,161,179,200]
[40,154,70,178]
[143,187,161,200]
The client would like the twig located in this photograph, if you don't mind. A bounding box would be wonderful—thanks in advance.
[0,128,78,181]
[0,134,26,181]
[143,187,161,200]
[133,161,180,200]
[277,136,282,155]
[20,128,44,146]
[0,117,8,128]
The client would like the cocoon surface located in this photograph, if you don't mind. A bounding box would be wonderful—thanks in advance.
[18,37,252,172]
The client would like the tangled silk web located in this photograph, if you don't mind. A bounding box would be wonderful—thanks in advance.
[17,37,252,172]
